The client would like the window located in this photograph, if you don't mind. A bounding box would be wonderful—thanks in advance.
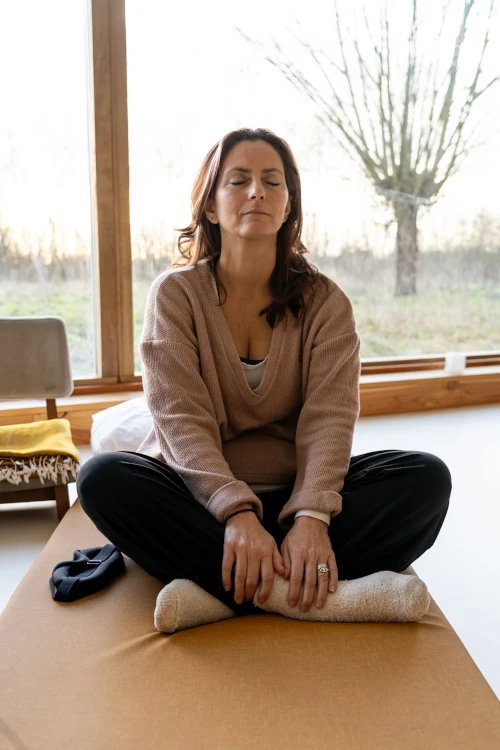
[0,1,96,379]
[126,0,500,374]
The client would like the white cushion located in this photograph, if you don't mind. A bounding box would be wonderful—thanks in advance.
[91,397,153,455]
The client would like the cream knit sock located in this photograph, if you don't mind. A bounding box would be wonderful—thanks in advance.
[154,579,237,634]
[253,570,430,623]
[154,570,430,633]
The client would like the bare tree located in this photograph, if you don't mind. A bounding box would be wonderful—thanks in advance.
[236,0,499,295]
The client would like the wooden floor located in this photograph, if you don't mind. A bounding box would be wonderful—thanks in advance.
[1,403,499,699]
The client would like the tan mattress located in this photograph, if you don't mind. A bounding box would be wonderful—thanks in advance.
[1,498,499,750]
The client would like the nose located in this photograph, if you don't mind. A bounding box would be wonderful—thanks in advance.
[248,179,267,200]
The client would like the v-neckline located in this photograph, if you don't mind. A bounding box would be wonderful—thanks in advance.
[200,259,284,399]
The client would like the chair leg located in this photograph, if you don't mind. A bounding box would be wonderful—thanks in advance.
[54,484,70,521]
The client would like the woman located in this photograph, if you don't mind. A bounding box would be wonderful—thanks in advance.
[77,128,452,632]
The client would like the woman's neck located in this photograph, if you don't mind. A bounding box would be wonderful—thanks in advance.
[215,256,274,302]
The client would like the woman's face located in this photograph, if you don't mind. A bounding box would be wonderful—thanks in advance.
[206,140,291,240]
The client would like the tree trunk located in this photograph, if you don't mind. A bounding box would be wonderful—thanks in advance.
[394,203,418,295]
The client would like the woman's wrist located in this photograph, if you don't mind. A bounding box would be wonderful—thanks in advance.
[225,504,256,523]
[294,514,329,529]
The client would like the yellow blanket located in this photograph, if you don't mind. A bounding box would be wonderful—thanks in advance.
[0,418,80,462]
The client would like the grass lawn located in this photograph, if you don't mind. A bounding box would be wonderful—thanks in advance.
[1,280,497,378]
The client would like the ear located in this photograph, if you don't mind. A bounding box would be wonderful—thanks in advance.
[204,199,216,223]
[283,198,292,223]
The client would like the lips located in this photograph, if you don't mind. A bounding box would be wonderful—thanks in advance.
[245,211,268,215]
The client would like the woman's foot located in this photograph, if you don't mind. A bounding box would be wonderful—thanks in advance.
[154,579,237,634]
[253,570,430,623]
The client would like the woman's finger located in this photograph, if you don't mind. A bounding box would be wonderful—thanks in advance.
[328,552,339,593]
[245,545,261,602]
[233,545,247,605]
[281,540,290,580]
[257,552,276,605]
[221,544,234,591]
[315,564,330,608]
[300,558,320,611]
[287,554,304,608]
[273,544,285,574]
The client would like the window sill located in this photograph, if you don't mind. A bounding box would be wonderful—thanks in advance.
[359,364,500,416]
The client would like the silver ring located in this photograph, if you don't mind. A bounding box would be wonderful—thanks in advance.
[317,564,329,574]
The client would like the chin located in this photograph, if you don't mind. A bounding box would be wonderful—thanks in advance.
[238,227,278,236]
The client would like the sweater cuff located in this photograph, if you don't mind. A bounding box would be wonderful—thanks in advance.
[207,480,264,525]
[295,510,331,526]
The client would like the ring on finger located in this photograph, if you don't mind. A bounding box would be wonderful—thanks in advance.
[300,563,330,611]
[314,563,330,608]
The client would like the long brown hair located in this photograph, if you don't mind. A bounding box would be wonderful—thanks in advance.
[170,127,330,328]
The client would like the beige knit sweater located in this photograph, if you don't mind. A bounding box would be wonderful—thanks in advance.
[138,257,361,530]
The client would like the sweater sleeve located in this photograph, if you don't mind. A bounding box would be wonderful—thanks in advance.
[139,273,264,525]
[277,285,361,530]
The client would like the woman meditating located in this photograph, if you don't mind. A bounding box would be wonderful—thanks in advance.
[77,127,452,633]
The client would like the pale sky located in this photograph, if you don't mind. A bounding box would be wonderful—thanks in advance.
[1,0,499,259]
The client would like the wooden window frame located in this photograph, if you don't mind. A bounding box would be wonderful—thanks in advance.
[88,0,135,387]
[81,0,500,414]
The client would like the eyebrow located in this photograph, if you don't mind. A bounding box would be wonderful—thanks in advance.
[225,167,284,176]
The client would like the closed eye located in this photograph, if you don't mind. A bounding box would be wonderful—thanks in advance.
[230,181,280,186]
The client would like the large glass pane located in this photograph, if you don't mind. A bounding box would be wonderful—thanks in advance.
[126,0,500,372]
[0,1,96,379]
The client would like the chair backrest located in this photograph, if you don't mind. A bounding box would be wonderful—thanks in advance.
[0,316,74,400]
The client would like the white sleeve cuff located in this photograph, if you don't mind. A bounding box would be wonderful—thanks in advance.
[294,510,331,526]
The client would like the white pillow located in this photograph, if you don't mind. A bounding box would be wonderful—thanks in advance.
[91,397,153,455]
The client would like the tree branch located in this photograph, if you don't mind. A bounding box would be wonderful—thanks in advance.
[430,0,475,177]
[438,0,497,167]
[435,131,490,189]
[234,0,499,204]
[414,2,450,170]
[332,0,373,158]
[382,6,397,175]
[352,35,386,171]
[399,0,418,180]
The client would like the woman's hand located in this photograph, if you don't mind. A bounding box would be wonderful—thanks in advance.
[222,512,285,606]
[281,517,338,611]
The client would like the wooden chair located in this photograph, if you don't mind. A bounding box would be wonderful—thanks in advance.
[0,316,78,521]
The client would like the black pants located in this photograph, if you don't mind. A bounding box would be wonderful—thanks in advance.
[76,449,452,617]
